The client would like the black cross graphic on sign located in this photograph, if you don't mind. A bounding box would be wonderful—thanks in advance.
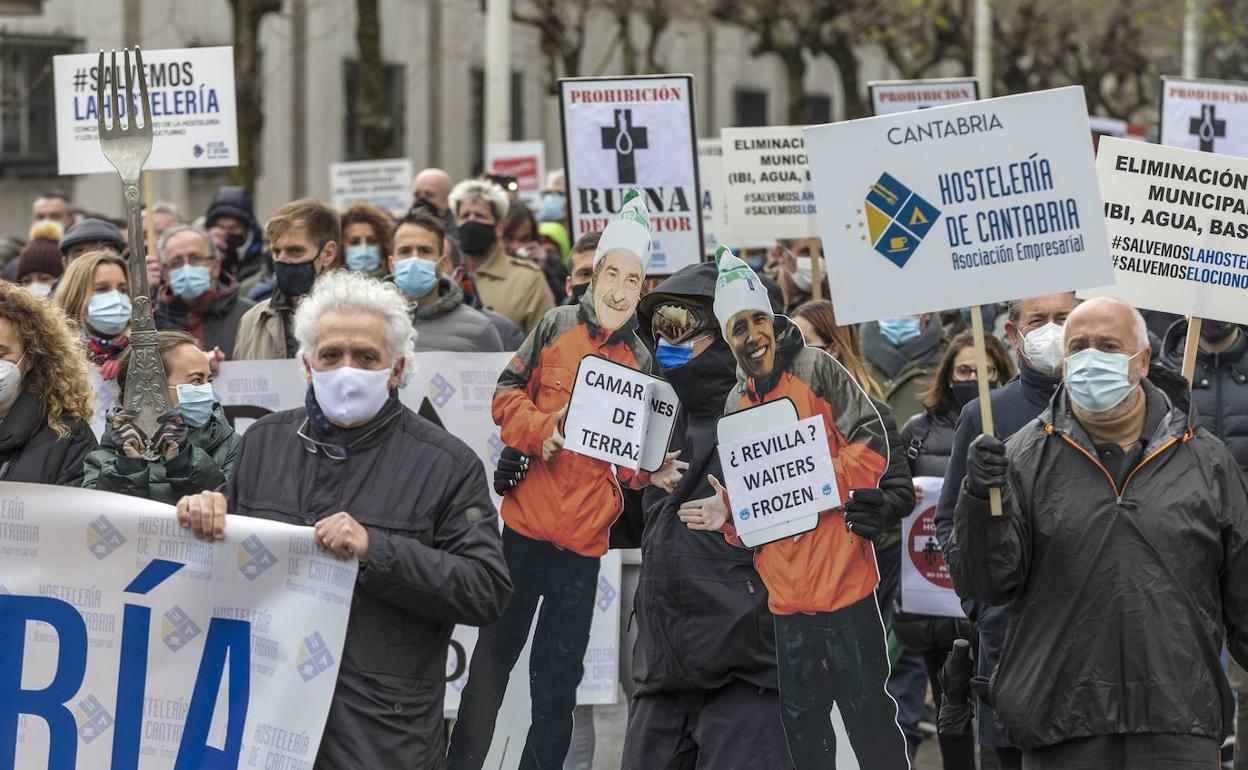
[600,109,648,185]
[1190,104,1227,152]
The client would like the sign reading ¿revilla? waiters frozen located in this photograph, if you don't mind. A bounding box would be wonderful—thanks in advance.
[559,75,703,276]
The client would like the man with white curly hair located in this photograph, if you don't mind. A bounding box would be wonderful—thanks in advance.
[176,271,513,768]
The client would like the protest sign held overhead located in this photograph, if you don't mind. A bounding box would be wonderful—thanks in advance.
[563,356,679,472]
[559,75,702,276]
[53,46,238,175]
[698,139,726,256]
[868,77,980,116]
[721,125,818,242]
[1160,76,1248,157]
[485,141,546,206]
[901,477,967,618]
[0,482,353,769]
[329,158,413,215]
[804,86,1113,325]
[1082,137,1248,325]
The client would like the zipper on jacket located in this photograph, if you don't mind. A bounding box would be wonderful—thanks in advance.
[1047,423,1181,503]
[746,579,755,595]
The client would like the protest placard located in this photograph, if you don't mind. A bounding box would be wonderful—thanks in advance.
[53,46,238,175]
[900,477,967,618]
[868,77,979,116]
[804,86,1113,325]
[329,158,414,214]
[721,125,818,242]
[485,140,546,205]
[559,75,703,275]
[716,400,837,548]
[698,139,725,256]
[1159,76,1248,158]
[1081,137,1248,325]
[0,482,352,768]
[562,355,679,472]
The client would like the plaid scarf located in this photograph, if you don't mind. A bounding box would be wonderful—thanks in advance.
[86,334,129,366]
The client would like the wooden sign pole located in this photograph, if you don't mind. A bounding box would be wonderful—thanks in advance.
[1181,316,1203,389]
[969,305,1003,516]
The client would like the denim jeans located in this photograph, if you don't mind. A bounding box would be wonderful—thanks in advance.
[448,528,600,770]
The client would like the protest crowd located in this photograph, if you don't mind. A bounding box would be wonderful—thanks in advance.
[6,17,1248,770]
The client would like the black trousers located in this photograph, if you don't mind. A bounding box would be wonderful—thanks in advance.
[1021,733,1220,770]
[623,681,791,770]
[774,596,910,770]
[447,528,600,770]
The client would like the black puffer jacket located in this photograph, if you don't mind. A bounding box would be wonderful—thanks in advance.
[0,391,97,486]
[1159,319,1248,472]
[948,381,1248,749]
[226,399,512,768]
[899,409,957,480]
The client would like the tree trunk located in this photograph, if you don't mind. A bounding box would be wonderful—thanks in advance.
[825,34,866,119]
[356,0,392,158]
[228,0,281,196]
[782,48,808,124]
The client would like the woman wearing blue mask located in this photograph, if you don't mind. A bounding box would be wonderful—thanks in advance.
[52,250,133,381]
[83,330,240,504]
[337,202,394,278]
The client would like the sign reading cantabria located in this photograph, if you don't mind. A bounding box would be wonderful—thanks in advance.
[805,86,1113,324]
[53,46,238,175]
[0,483,353,769]
[1085,138,1248,324]
[559,75,703,275]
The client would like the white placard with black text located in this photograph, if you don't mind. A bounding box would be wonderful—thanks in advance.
[329,158,414,215]
[900,476,967,618]
[1160,76,1248,158]
[868,77,979,116]
[562,356,678,473]
[721,125,818,242]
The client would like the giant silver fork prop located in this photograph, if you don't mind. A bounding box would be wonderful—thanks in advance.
[96,47,171,455]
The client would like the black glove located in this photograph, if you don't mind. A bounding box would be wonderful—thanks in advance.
[965,433,1008,498]
[493,446,530,496]
[938,638,976,736]
[843,487,886,544]
[152,412,190,461]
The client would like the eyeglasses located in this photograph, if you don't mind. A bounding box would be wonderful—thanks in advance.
[953,364,997,381]
[297,421,347,461]
[166,254,216,270]
[651,301,710,344]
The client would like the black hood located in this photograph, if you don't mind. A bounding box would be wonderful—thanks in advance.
[205,186,258,229]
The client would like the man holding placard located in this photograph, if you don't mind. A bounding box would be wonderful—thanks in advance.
[448,190,685,769]
[678,247,907,769]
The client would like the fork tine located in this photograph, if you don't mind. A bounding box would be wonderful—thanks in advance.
[123,48,136,131]
[108,49,120,133]
[135,47,151,131]
[95,50,106,137]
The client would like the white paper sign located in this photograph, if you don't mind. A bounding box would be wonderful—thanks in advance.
[559,75,703,275]
[1160,76,1248,158]
[698,138,725,256]
[562,356,679,472]
[485,141,546,206]
[805,86,1113,324]
[0,482,353,769]
[1080,137,1248,324]
[329,158,414,215]
[717,415,838,547]
[900,477,966,618]
[721,125,818,242]
[53,46,238,175]
[868,77,979,116]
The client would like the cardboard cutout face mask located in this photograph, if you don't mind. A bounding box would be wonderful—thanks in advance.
[592,250,644,332]
[727,309,777,380]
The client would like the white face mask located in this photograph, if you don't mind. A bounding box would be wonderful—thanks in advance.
[310,365,393,427]
[23,282,53,300]
[0,355,25,406]
[790,255,821,293]
[1022,322,1064,375]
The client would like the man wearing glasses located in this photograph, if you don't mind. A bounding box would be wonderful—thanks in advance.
[153,224,255,359]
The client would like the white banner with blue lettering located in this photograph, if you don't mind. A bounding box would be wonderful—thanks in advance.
[0,482,354,769]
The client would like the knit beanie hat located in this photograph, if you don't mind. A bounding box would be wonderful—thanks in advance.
[594,188,651,275]
[16,221,65,281]
[59,217,124,256]
[712,244,773,338]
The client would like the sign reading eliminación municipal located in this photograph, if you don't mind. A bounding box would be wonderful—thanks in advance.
[559,75,703,276]
[53,46,239,175]
[1083,137,1248,324]
[721,125,818,242]
[805,86,1113,324]
[0,483,353,769]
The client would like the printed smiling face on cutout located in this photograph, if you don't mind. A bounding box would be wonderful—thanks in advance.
[727,309,777,380]
[592,249,644,333]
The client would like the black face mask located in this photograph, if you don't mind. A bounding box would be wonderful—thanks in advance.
[274,260,318,299]
[1200,320,1237,344]
[225,230,250,254]
[950,380,982,410]
[458,221,497,257]
[569,281,590,303]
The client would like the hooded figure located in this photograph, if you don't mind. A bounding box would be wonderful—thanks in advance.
[679,246,908,770]
[449,189,685,770]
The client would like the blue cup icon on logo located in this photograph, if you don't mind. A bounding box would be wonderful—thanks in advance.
[822,483,833,496]
[738,508,751,521]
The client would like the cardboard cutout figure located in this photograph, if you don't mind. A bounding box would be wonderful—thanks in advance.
[448,189,685,769]
[683,245,910,769]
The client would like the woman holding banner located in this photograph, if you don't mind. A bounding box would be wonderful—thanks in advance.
[0,281,97,485]
[52,250,133,381]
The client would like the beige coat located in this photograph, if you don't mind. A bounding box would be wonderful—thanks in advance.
[471,242,555,334]
[232,298,292,360]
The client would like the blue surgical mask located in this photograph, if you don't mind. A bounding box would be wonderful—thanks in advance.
[346,244,382,273]
[1064,348,1140,413]
[87,291,132,336]
[170,265,213,300]
[878,316,922,346]
[174,382,217,428]
[394,257,439,299]
[539,192,566,222]
[656,339,695,370]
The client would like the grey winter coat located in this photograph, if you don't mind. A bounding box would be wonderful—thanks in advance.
[411,278,503,353]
